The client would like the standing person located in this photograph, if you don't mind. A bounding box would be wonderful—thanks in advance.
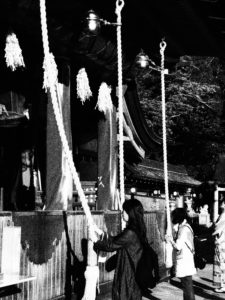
[213,199,225,293]
[94,199,147,300]
[165,208,196,300]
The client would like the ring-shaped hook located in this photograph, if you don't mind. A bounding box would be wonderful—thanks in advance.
[160,40,167,51]
[116,0,125,13]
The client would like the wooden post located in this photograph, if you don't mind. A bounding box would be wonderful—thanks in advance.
[97,106,117,210]
[0,188,3,211]
[213,185,219,223]
[46,59,73,210]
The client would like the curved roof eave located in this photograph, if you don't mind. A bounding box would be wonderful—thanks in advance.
[125,159,202,187]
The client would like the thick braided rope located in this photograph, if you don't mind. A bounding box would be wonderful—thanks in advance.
[160,41,171,235]
[40,0,100,239]
[115,0,125,205]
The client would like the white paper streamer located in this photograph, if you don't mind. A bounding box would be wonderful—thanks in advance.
[76,68,92,104]
[5,33,25,71]
[96,82,113,115]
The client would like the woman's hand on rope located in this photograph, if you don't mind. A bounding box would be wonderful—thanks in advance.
[165,234,173,243]
[93,224,104,236]
[88,224,104,242]
[88,228,99,243]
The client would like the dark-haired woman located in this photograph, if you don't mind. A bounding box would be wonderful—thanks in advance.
[94,199,147,300]
[165,208,196,300]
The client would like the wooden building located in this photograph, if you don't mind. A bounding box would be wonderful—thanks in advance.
[0,0,224,299]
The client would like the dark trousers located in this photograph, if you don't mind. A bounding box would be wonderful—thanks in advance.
[180,276,195,300]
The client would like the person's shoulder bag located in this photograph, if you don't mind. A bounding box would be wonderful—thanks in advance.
[184,224,207,270]
[126,242,159,291]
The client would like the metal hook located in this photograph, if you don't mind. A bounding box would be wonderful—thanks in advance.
[160,40,167,51]
[116,0,125,15]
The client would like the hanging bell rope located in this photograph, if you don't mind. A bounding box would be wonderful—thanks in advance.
[5,32,25,71]
[160,40,173,268]
[115,0,125,207]
[160,40,170,232]
[39,0,101,239]
[40,2,102,299]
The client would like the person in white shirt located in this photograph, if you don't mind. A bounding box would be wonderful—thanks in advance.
[166,208,196,300]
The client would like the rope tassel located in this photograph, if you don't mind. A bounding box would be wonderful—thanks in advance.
[5,32,25,71]
[82,265,99,300]
[96,82,113,115]
[165,240,173,268]
[42,53,58,91]
[82,232,99,300]
[76,68,92,104]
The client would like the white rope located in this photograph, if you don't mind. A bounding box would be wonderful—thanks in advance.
[39,0,101,241]
[160,41,173,268]
[115,0,125,206]
[160,40,171,232]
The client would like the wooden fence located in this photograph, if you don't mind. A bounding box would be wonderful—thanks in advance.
[0,210,166,300]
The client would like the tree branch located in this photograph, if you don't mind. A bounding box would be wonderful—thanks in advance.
[171,114,182,119]
[179,93,218,114]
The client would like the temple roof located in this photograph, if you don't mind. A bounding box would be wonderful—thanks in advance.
[126,159,202,187]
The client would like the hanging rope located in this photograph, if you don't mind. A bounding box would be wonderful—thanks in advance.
[160,40,173,268]
[39,0,101,241]
[160,40,170,231]
[115,0,125,206]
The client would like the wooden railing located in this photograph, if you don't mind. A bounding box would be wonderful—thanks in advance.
[0,210,166,300]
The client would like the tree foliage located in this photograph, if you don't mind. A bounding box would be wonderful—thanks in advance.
[135,56,225,181]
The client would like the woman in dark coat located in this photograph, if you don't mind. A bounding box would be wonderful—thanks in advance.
[94,199,147,300]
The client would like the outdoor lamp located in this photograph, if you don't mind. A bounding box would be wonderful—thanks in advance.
[136,50,150,68]
[153,190,161,197]
[136,49,168,73]
[130,187,136,194]
[85,9,121,33]
[130,187,136,200]
[85,10,101,33]
[173,191,179,197]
